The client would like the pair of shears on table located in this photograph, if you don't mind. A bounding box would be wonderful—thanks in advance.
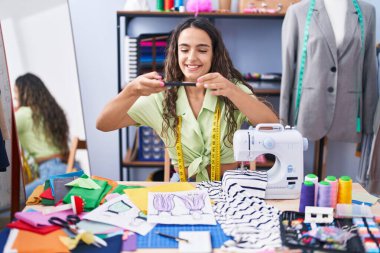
[48,214,108,248]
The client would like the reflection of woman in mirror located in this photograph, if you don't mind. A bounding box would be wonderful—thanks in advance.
[13,73,70,197]
[97,17,278,182]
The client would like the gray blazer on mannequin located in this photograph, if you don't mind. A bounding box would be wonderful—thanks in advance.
[280,0,378,142]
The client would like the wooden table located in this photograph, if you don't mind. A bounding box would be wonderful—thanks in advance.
[118,182,380,253]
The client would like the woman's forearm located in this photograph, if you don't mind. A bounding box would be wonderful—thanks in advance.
[96,85,139,131]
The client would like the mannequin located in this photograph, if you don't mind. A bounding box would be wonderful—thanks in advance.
[280,0,378,177]
[324,0,347,47]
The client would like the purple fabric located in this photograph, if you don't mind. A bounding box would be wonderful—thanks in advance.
[122,232,137,251]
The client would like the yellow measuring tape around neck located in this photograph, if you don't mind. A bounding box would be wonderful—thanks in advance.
[175,101,221,182]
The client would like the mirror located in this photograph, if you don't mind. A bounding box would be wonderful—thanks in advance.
[0,0,89,199]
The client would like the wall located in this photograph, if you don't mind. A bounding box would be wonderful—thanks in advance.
[69,0,379,181]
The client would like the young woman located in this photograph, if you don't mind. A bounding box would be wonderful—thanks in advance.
[97,17,278,182]
[14,73,70,197]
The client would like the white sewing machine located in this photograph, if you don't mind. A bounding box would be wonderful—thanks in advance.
[233,123,308,199]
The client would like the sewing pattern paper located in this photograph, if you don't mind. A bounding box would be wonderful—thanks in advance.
[198,181,281,251]
[83,195,155,236]
[147,189,216,225]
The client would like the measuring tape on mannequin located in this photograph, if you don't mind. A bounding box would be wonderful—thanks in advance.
[294,0,364,133]
[176,101,221,182]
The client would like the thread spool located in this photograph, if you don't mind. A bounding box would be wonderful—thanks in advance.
[164,0,174,11]
[174,0,184,10]
[325,175,338,208]
[338,176,352,204]
[317,181,331,207]
[299,181,315,213]
[305,173,318,205]
[156,0,164,11]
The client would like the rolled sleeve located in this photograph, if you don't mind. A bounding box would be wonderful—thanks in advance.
[127,93,164,132]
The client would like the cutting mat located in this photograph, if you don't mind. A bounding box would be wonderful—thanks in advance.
[137,224,231,248]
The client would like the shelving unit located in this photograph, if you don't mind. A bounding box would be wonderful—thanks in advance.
[117,11,284,181]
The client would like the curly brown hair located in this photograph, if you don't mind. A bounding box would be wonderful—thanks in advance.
[15,73,69,157]
[163,17,254,146]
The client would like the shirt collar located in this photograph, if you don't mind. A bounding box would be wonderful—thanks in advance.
[202,88,218,112]
[176,86,187,116]
[176,87,218,116]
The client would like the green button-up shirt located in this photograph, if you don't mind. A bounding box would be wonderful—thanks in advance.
[128,84,253,181]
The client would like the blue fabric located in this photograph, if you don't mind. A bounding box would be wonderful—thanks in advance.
[0,227,10,253]
[72,234,122,253]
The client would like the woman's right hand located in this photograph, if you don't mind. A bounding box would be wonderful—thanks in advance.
[128,72,166,96]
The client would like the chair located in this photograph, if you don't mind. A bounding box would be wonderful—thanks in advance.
[66,137,87,173]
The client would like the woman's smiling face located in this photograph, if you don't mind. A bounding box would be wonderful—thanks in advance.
[177,27,213,82]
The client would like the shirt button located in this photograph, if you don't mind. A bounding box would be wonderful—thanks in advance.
[327,87,334,93]
[330,67,337,72]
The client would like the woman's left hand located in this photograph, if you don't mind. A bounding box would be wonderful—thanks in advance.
[196,73,237,97]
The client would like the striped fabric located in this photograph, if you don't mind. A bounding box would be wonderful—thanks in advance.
[198,181,281,252]
[222,170,268,199]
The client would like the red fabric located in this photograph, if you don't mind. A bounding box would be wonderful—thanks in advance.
[71,195,84,214]
[7,220,61,234]
[40,187,54,200]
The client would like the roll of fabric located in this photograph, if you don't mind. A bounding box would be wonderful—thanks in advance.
[222,170,268,199]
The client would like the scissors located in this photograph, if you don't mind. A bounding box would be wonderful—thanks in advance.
[48,215,108,248]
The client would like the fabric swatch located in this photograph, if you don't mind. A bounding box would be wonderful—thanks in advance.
[91,175,119,204]
[41,180,55,206]
[122,231,137,251]
[112,185,144,195]
[7,220,60,235]
[222,170,268,199]
[49,170,84,196]
[0,227,10,253]
[40,187,54,200]
[15,209,85,227]
[71,234,122,253]
[63,175,112,211]
[11,229,69,253]
[53,176,78,204]
[26,185,44,205]
[198,181,281,251]
[66,178,101,189]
